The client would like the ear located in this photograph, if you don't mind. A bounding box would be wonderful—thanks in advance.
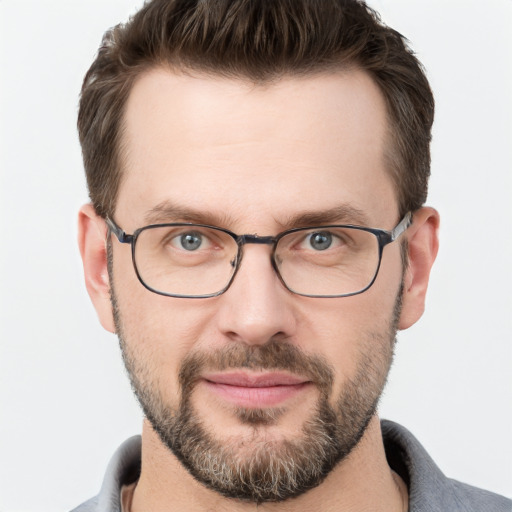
[398,207,440,330]
[77,204,115,333]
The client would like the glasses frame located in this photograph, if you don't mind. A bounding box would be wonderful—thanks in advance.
[106,212,412,299]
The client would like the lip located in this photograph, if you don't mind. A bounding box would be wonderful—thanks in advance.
[201,371,312,408]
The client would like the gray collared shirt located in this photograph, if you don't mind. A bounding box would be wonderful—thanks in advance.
[71,420,512,511]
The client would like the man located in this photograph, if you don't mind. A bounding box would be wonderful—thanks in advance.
[73,0,511,511]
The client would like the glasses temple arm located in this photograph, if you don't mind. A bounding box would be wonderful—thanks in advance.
[390,211,413,241]
[105,217,132,244]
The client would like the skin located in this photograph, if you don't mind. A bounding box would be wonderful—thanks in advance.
[78,68,439,511]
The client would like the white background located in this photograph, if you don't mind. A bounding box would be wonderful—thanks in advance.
[0,1,511,510]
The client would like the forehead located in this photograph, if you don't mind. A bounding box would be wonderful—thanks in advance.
[117,68,397,230]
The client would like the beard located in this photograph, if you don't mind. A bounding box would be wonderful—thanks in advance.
[109,249,401,503]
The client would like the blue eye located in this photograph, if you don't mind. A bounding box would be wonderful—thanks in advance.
[179,232,203,251]
[309,232,332,251]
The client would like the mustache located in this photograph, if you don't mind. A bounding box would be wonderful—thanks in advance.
[179,338,335,396]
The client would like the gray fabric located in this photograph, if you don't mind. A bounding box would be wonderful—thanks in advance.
[380,421,512,512]
[71,420,511,511]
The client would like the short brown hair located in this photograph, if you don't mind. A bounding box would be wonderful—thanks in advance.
[78,0,434,219]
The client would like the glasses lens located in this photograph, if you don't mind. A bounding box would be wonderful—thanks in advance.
[134,225,238,297]
[275,227,380,296]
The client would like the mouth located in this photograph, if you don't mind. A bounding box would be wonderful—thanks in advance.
[201,371,312,408]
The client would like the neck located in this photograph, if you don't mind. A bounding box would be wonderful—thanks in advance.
[131,415,408,512]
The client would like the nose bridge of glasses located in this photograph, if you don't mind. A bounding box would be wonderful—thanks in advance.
[230,234,282,292]
[237,234,277,247]
[233,234,279,277]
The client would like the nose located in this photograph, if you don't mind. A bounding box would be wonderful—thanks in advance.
[215,244,297,346]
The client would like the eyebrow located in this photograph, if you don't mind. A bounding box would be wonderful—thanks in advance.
[143,201,370,231]
[281,205,370,229]
[144,200,235,227]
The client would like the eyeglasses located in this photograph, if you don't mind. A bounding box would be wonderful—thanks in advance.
[106,213,412,299]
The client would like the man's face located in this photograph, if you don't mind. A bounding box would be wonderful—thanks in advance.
[107,68,405,501]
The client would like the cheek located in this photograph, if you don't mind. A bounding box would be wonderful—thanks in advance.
[294,285,398,391]
[113,267,219,403]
